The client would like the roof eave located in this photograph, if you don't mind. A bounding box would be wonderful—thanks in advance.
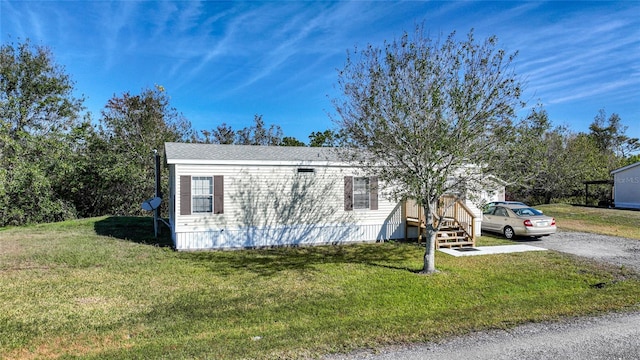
[165,159,354,167]
[611,161,640,175]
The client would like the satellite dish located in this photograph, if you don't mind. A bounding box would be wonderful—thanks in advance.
[141,197,162,211]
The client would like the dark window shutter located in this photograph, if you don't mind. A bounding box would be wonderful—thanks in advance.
[370,176,378,210]
[214,175,224,214]
[180,176,191,215]
[344,176,353,211]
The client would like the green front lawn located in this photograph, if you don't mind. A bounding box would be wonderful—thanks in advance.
[1,216,639,359]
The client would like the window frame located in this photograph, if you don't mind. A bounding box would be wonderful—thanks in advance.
[344,176,378,211]
[191,176,214,214]
[352,177,370,210]
[494,206,509,217]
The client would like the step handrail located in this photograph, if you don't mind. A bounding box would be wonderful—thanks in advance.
[404,196,476,245]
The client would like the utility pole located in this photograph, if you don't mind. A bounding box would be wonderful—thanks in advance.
[154,149,162,237]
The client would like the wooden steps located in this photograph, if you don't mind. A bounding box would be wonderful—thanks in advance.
[436,226,474,248]
[434,217,473,248]
[410,222,475,249]
[404,197,477,249]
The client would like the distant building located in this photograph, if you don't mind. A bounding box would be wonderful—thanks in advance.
[611,161,640,210]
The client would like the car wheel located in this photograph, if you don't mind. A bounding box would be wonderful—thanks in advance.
[504,226,515,240]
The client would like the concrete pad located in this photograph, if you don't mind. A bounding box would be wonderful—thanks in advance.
[438,244,547,257]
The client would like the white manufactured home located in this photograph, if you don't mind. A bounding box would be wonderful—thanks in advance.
[164,143,498,251]
[611,161,640,210]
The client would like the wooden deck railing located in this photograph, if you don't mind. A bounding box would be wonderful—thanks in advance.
[404,195,476,247]
[436,195,476,240]
[405,198,423,222]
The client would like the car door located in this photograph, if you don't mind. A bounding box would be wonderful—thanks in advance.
[492,206,510,232]
[482,206,498,231]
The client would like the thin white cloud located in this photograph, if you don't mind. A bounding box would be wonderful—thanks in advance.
[2,0,637,137]
[199,2,398,96]
[89,1,142,70]
[550,78,638,104]
[508,6,640,107]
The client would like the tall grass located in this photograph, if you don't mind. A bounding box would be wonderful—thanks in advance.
[1,216,639,359]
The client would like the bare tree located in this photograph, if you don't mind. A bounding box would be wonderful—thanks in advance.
[332,28,524,273]
[197,123,236,144]
[237,115,283,146]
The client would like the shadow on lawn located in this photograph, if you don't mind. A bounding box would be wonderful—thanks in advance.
[94,216,173,247]
[183,241,423,276]
[94,217,422,275]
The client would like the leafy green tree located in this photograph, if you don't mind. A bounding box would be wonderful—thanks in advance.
[563,132,610,203]
[308,130,341,147]
[521,129,608,205]
[500,107,570,204]
[503,108,637,206]
[623,154,640,167]
[0,40,83,138]
[81,86,192,216]
[280,136,306,146]
[500,106,551,181]
[332,28,524,273]
[589,109,639,166]
[0,40,84,226]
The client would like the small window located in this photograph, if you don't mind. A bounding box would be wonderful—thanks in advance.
[353,177,370,209]
[297,168,315,173]
[192,177,213,213]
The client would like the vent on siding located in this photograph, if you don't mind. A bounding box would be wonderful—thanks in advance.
[297,168,315,173]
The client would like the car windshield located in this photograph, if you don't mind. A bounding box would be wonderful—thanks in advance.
[512,207,543,216]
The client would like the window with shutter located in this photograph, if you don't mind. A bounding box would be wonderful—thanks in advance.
[345,176,378,211]
[180,175,224,215]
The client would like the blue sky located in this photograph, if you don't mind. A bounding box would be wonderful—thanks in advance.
[2,1,639,143]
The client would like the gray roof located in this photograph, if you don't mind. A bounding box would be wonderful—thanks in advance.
[165,142,342,163]
[611,161,640,175]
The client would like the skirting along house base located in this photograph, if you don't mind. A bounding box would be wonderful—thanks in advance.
[164,143,501,251]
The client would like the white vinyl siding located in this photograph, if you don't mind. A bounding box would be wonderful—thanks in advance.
[166,143,489,251]
[170,163,405,250]
[612,162,640,209]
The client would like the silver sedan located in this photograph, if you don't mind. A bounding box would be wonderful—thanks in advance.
[482,204,556,239]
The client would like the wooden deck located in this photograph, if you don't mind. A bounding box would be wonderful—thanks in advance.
[404,196,476,248]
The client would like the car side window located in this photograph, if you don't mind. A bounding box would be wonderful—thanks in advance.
[483,206,496,215]
[495,207,508,217]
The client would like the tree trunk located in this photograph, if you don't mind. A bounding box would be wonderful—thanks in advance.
[422,204,437,274]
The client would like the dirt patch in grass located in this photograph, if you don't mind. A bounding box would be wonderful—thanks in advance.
[4,330,139,360]
[0,237,27,257]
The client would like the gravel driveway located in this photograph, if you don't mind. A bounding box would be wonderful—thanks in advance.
[518,230,640,273]
[324,231,640,360]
